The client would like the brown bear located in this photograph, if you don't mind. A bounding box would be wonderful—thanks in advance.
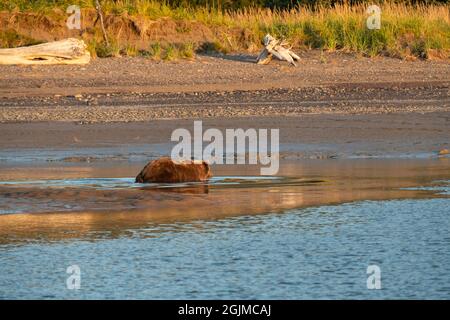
[135,157,212,183]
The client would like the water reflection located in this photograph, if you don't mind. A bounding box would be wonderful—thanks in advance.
[0,159,449,245]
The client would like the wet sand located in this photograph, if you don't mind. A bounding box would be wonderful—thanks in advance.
[0,115,449,158]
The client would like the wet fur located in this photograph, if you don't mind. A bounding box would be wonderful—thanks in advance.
[135,157,212,183]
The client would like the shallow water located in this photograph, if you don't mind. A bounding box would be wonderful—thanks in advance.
[0,158,449,299]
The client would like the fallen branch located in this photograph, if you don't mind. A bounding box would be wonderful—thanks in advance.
[95,0,110,47]
[256,34,300,66]
[0,38,90,65]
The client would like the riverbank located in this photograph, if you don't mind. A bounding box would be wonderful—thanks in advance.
[1,2,449,60]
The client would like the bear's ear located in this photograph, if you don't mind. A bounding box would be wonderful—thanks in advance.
[202,160,210,172]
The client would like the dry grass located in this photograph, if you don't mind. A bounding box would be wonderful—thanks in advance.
[218,3,450,58]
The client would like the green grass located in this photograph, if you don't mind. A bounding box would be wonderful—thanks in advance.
[86,37,121,58]
[134,42,195,61]
[0,0,90,12]
[179,42,195,58]
[163,44,176,60]
[0,1,449,59]
[0,29,44,48]
[147,42,162,59]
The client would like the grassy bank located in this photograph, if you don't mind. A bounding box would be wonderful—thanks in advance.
[0,1,449,60]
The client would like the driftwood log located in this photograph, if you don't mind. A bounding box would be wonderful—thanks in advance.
[256,34,300,66]
[0,38,90,65]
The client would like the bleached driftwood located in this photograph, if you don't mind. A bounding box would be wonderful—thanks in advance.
[256,34,300,66]
[0,38,90,65]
